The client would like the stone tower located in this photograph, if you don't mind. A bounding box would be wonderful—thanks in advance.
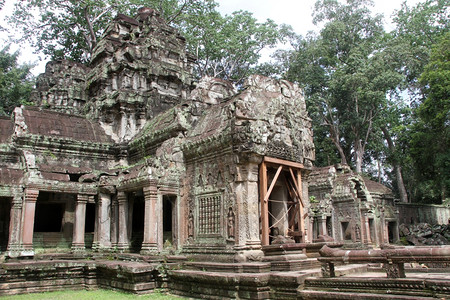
[86,7,196,142]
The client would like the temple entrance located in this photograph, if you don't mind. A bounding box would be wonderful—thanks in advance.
[85,202,96,249]
[0,198,11,252]
[162,195,177,250]
[33,192,75,249]
[130,191,145,253]
[388,221,398,243]
[341,222,351,240]
[259,157,305,245]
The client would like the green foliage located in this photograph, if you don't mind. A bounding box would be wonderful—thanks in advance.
[181,9,286,83]
[283,0,401,173]
[392,0,450,91]
[408,32,450,203]
[0,46,35,116]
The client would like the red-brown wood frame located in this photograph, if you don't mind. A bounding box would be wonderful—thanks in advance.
[259,157,305,246]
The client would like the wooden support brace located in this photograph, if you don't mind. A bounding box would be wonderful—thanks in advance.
[263,165,283,203]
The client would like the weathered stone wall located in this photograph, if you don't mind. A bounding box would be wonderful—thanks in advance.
[308,165,396,246]
[30,60,89,115]
[396,203,450,225]
[233,76,314,167]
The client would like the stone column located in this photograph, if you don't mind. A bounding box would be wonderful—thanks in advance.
[319,216,327,237]
[7,195,23,257]
[96,192,112,250]
[21,189,39,256]
[363,213,371,244]
[116,191,129,252]
[72,194,88,252]
[110,195,118,248]
[141,185,159,254]
[305,216,314,243]
[234,158,263,262]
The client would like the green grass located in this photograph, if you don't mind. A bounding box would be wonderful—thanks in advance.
[0,289,183,300]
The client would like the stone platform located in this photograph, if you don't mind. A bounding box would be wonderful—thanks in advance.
[1,253,449,299]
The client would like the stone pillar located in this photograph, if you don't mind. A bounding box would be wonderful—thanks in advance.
[110,195,118,248]
[141,185,159,254]
[21,189,39,256]
[7,195,23,257]
[234,158,263,262]
[319,216,327,236]
[306,216,314,243]
[96,192,112,250]
[363,213,371,244]
[72,194,87,252]
[116,191,129,252]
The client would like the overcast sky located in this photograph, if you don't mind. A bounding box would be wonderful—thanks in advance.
[216,0,422,34]
[2,0,423,75]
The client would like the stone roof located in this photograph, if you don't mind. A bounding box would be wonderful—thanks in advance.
[21,107,113,143]
[362,177,392,195]
[0,116,13,143]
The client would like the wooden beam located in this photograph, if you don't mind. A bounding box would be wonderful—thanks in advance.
[263,157,304,170]
[259,161,269,246]
[264,165,283,203]
[289,167,304,207]
[297,170,305,243]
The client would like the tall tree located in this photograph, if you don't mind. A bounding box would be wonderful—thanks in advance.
[182,9,283,83]
[284,0,403,174]
[409,32,449,203]
[386,0,449,203]
[0,46,35,116]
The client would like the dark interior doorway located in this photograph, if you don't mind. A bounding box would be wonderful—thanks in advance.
[33,192,75,249]
[163,195,177,249]
[130,192,144,253]
[85,203,96,233]
[0,198,11,251]
[34,202,65,232]
[341,222,351,240]
[388,221,397,243]
[84,202,96,249]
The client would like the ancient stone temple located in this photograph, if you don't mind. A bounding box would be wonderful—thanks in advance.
[0,7,317,260]
[308,164,399,247]
[1,8,449,300]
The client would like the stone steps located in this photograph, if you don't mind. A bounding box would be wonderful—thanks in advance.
[299,276,450,299]
[168,261,368,299]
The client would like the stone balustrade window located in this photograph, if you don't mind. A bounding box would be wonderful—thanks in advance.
[197,193,222,237]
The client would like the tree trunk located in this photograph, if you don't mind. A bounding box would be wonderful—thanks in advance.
[381,127,409,203]
[354,138,363,174]
[328,121,348,165]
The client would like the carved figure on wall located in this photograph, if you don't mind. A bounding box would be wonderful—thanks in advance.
[227,207,235,239]
[355,224,361,241]
[188,211,194,238]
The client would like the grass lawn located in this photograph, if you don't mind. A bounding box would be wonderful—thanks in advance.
[0,289,183,300]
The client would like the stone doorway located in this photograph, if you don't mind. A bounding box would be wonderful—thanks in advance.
[388,221,398,243]
[33,192,75,249]
[259,157,305,245]
[130,191,145,253]
[85,202,96,249]
[0,197,11,252]
[162,195,177,250]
